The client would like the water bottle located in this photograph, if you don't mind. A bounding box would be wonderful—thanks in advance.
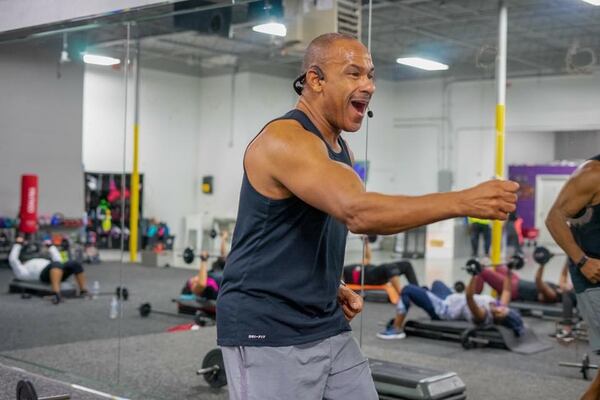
[110,296,119,319]
[92,281,100,300]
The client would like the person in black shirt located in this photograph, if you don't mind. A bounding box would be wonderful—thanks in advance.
[217,32,519,400]
[546,155,600,400]
[342,237,418,293]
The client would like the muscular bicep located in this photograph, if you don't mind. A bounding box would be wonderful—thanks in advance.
[266,127,365,224]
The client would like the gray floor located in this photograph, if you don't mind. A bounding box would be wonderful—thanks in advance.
[0,247,596,399]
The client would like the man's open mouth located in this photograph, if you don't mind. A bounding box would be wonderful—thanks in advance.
[351,100,368,116]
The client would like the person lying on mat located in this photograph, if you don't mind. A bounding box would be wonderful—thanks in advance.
[181,250,222,300]
[377,273,524,340]
[473,258,577,322]
[342,236,419,293]
[8,236,89,304]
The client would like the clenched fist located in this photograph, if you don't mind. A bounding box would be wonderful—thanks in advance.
[460,180,519,221]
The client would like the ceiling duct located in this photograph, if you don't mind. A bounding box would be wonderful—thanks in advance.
[283,0,362,52]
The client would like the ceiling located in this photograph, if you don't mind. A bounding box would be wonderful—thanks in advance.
[4,0,600,81]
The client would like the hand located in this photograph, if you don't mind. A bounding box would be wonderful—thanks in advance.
[461,180,519,221]
[200,251,209,262]
[15,236,25,244]
[337,285,363,321]
[580,258,600,284]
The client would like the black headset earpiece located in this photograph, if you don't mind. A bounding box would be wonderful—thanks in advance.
[312,66,325,80]
[292,66,326,96]
[293,73,306,95]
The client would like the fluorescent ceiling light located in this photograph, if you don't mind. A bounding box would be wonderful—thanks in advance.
[82,54,121,66]
[581,0,600,5]
[252,22,287,37]
[396,57,448,71]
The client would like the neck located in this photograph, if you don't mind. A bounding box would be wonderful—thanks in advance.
[296,98,341,149]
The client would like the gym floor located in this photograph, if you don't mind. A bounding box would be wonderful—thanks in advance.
[0,247,594,400]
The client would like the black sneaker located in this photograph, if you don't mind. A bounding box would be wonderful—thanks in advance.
[51,293,62,305]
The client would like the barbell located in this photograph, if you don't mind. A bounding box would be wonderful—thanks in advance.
[464,255,524,276]
[181,248,222,265]
[138,301,215,327]
[533,246,554,266]
[197,348,227,388]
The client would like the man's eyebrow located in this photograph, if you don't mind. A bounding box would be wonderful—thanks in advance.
[344,64,375,73]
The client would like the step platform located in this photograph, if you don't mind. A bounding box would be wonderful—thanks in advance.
[9,279,77,297]
[370,358,466,400]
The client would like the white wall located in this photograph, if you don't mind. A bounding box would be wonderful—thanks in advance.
[194,72,297,218]
[449,73,600,189]
[82,66,600,245]
[83,66,201,241]
[0,44,84,218]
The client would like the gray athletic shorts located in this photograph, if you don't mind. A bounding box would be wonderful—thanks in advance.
[576,287,600,352]
[221,331,378,400]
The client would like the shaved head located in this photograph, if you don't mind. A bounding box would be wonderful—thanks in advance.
[294,32,375,134]
[302,33,364,72]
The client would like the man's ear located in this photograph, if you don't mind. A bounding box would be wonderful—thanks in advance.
[305,69,324,93]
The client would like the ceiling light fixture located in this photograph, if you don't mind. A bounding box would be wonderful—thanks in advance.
[252,22,287,37]
[396,57,449,71]
[82,54,121,66]
[581,0,600,5]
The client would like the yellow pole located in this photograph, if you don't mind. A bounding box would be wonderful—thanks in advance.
[129,123,140,262]
[129,41,141,262]
[491,105,505,265]
[491,1,508,267]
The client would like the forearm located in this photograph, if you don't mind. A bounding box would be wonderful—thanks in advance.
[534,267,545,288]
[197,261,208,287]
[363,241,371,265]
[8,245,27,278]
[546,209,585,261]
[220,239,227,257]
[559,264,569,287]
[48,246,63,262]
[346,191,462,234]
[500,274,512,305]
[466,277,486,322]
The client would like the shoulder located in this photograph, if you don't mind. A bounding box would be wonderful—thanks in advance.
[580,159,600,176]
[259,119,328,156]
[571,161,600,189]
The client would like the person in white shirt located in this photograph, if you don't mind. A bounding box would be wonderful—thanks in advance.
[377,272,524,340]
[9,236,89,304]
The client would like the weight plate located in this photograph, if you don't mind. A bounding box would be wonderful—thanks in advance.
[16,380,37,400]
[202,348,227,388]
[183,248,195,264]
[139,303,152,317]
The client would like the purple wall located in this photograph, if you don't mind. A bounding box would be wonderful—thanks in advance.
[508,165,577,229]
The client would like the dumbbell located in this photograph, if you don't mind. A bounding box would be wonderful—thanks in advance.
[115,286,129,301]
[16,380,70,400]
[197,348,227,388]
[181,248,221,265]
[463,255,525,276]
[533,246,554,266]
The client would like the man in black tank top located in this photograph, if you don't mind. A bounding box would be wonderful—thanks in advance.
[217,32,519,400]
[546,154,600,400]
